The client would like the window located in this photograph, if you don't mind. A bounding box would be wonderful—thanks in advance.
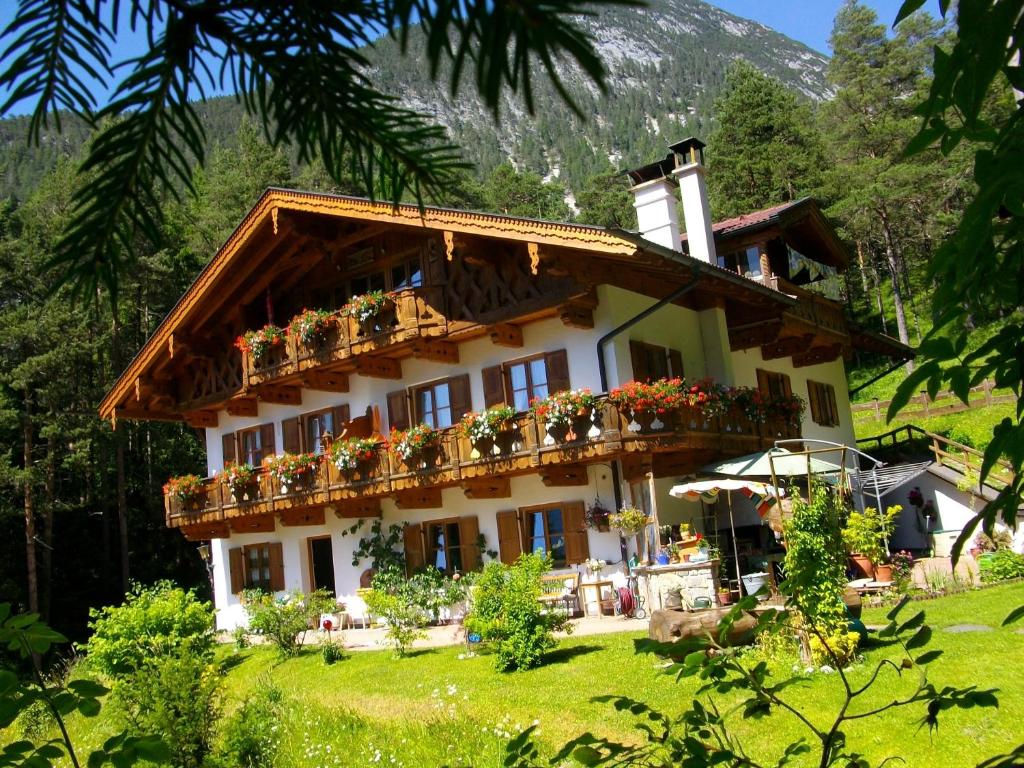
[282,405,350,455]
[629,341,683,383]
[494,502,589,566]
[391,257,423,290]
[756,368,792,401]
[389,374,471,431]
[403,517,480,577]
[480,350,570,410]
[305,410,334,454]
[222,423,276,469]
[239,427,269,465]
[349,270,386,298]
[717,245,762,277]
[415,380,454,428]
[426,519,466,573]
[807,380,840,427]
[228,542,284,593]
[525,506,568,566]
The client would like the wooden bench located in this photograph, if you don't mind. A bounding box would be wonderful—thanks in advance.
[539,572,580,616]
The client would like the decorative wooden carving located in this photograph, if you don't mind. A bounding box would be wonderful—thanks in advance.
[226,397,258,417]
[301,370,350,392]
[184,410,219,428]
[394,487,443,509]
[411,340,459,364]
[256,385,302,405]
[540,465,589,486]
[278,507,326,526]
[228,513,275,534]
[462,477,511,499]
[489,323,524,347]
[271,206,279,234]
[185,352,243,405]
[354,357,402,379]
[527,242,541,275]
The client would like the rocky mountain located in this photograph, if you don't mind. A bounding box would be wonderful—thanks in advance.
[0,0,830,200]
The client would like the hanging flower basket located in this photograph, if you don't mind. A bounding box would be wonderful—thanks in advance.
[265,452,319,494]
[584,500,612,532]
[163,474,205,507]
[235,324,286,363]
[223,463,259,502]
[330,436,381,474]
[288,308,335,346]
[389,424,443,468]
[608,505,649,537]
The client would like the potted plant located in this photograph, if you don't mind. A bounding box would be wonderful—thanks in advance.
[655,548,671,566]
[584,557,607,576]
[234,323,286,364]
[608,377,685,432]
[458,405,517,456]
[330,436,381,475]
[668,542,681,563]
[842,505,901,579]
[265,452,320,494]
[223,463,259,502]
[530,388,597,442]
[288,307,335,347]
[584,500,612,532]
[345,290,394,336]
[163,474,205,508]
[608,505,649,537]
[389,424,443,468]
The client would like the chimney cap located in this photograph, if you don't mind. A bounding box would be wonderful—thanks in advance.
[623,153,677,188]
[668,137,706,166]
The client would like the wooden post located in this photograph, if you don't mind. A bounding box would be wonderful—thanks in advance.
[647,471,660,564]
[873,398,881,420]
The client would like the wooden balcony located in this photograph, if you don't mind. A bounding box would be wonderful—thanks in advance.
[166,398,801,538]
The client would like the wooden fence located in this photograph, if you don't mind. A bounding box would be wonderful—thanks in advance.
[851,380,1014,422]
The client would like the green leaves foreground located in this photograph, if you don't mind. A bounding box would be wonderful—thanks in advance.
[0,0,637,302]
[0,603,168,768]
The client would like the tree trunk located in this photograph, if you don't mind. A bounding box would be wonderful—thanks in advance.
[111,315,131,592]
[23,392,38,614]
[879,208,913,372]
[855,240,870,296]
[41,430,56,620]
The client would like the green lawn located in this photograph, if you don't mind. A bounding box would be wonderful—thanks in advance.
[30,584,1024,767]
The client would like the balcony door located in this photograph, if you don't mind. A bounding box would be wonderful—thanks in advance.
[307,536,336,595]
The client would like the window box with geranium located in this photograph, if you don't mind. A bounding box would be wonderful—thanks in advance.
[683,378,728,427]
[288,308,335,347]
[723,386,764,429]
[390,424,443,469]
[330,436,381,476]
[266,452,320,494]
[764,392,806,432]
[346,291,395,336]
[224,463,259,502]
[608,377,685,432]
[234,324,286,364]
[459,405,517,456]
[163,474,205,508]
[530,388,597,444]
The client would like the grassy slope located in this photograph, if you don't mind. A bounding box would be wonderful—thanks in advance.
[43,584,1024,767]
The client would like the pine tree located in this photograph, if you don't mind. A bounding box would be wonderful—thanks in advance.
[483,164,572,221]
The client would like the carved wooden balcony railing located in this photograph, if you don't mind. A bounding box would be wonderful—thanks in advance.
[165,398,802,532]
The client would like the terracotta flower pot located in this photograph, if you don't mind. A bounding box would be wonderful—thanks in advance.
[718,589,733,606]
[874,563,894,582]
[849,553,874,579]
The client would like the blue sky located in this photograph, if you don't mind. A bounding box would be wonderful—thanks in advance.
[0,0,943,114]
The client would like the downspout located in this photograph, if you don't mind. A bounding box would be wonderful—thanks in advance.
[597,271,702,563]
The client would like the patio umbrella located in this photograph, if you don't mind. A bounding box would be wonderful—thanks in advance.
[669,479,785,594]
[701,447,843,478]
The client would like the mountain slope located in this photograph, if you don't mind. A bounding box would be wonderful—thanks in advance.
[0,0,830,200]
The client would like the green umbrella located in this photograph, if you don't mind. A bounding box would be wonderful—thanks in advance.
[701,447,843,478]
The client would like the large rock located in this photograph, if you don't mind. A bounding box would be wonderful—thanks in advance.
[648,607,759,645]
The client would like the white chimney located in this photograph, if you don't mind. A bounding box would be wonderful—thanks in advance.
[670,138,717,265]
[625,155,681,251]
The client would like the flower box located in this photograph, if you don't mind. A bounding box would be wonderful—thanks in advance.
[223,463,260,503]
[458,406,517,457]
[288,308,336,347]
[330,436,381,476]
[163,473,206,510]
[389,424,443,469]
[265,452,320,494]
[530,389,597,444]
[345,291,396,337]
[235,324,286,364]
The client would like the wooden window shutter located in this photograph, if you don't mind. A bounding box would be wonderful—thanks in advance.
[282,417,302,454]
[482,365,506,408]
[781,373,792,398]
[260,422,276,456]
[458,515,481,570]
[222,432,237,468]
[826,384,838,426]
[630,340,649,382]
[545,349,571,393]
[448,374,472,420]
[403,523,425,577]
[561,501,590,565]
[267,542,285,591]
[332,404,350,434]
[807,382,822,424]
[756,368,770,396]
[668,348,684,379]
[496,510,524,565]
[228,547,245,593]
[387,390,410,431]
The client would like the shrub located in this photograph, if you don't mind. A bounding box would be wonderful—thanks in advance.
[979,548,1024,583]
[113,650,221,768]
[807,629,861,668]
[841,505,900,566]
[464,552,569,672]
[243,588,337,657]
[87,580,214,677]
[208,679,283,768]
[321,639,346,664]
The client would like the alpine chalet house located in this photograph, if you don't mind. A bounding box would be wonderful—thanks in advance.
[100,139,909,629]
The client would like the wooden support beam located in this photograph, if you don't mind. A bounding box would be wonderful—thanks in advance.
[331,498,382,519]
[301,370,350,393]
[540,465,589,487]
[228,513,275,534]
[729,319,782,351]
[113,407,183,423]
[181,522,230,541]
[559,303,595,329]
[489,323,523,347]
[652,451,715,478]
[183,410,219,429]
[411,340,459,364]
[354,356,402,379]
[394,487,443,509]
[619,453,652,483]
[793,343,843,368]
[226,397,258,417]
[462,476,511,499]
[761,334,814,360]
[279,507,326,527]
[256,385,302,406]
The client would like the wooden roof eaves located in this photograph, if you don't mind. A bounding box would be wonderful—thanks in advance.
[99,189,641,419]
